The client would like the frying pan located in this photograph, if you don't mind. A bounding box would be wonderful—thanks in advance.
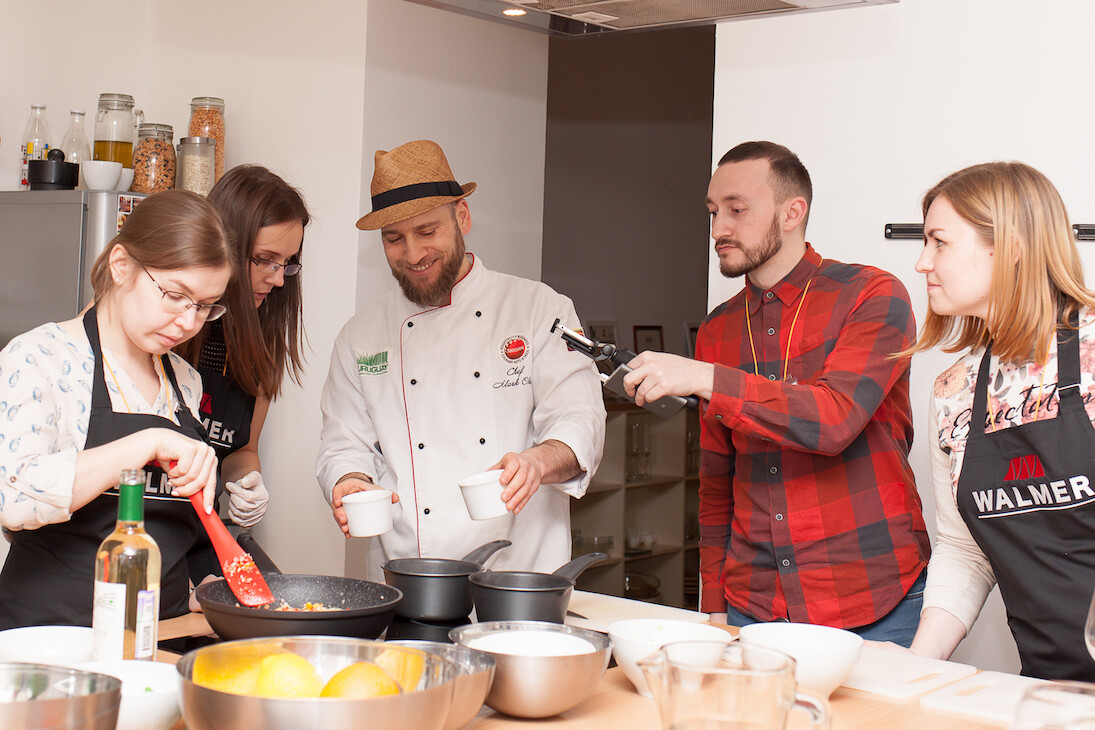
[469,552,607,623]
[193,534,402,640]
[382,539,512,621]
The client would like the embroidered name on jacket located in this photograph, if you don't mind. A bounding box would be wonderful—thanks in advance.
[973,473,1095,518]
[356,350,390,376]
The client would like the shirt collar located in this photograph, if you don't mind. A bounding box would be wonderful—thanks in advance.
[746,243,821,314]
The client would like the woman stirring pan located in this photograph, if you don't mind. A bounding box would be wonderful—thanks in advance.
[177,165,308,583]
[0,190,230,628]
[905,161,1095,680]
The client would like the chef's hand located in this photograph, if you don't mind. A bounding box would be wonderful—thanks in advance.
[490,452,544,514]
[224,471,269,528]
[331,474,398,537]
[188,574,220,613]
[143,429,218,513]
[622,351,714,406]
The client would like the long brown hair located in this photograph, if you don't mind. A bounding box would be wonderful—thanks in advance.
[176,165,309,399]
[910,161,1095,363]
[90,190,231,300]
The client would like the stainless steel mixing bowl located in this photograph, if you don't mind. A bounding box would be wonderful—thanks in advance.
[449,620,611,718]
[0,662,121,730]
[388,640,496,730]
[177,636,459,730]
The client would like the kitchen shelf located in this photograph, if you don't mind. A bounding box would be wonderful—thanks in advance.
[572,403,701,609]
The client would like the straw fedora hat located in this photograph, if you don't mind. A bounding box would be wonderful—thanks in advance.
[356,140,477,230]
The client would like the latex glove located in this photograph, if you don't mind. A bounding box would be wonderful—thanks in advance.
[224,471,269,528]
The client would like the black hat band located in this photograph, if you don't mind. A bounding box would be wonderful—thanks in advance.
[371,180,463,212]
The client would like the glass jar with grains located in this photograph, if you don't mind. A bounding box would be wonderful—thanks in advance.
[131,123,176,194]
[188,97,225,181]
[176,137,216,196]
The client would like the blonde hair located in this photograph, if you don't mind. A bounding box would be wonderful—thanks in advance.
[911,161,1095,364]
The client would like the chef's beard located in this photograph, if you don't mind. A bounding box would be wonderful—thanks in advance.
[392,227,467,307]
[719,213,782,278]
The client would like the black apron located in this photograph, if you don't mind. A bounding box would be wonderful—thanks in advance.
[0,307,206,629]
[187,320,255,582]
[956,314,1095,680]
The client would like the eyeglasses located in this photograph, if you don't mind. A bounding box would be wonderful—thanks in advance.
[141,265,227,321]
[250,256,302,276]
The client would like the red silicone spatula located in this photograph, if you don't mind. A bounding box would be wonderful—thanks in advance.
[188,491,275,607]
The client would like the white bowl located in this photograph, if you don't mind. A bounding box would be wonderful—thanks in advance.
[77,659,180,730]
[81,161,122,191]
[116,166,134,192]
[458,469,509,521]
[737,621,863,697]
[341,488,393,537]
[607,619,733,697]
[0,625,94,666]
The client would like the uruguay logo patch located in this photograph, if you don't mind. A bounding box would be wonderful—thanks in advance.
[500,335,529,364]
[356,349,390,376]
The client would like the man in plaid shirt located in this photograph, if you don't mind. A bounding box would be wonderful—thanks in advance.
[624,141,929,645]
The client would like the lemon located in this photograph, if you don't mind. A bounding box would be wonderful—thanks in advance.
[374,648,426,691]
[193,645,289,696]
[252,653,324,698]
[320,661,401,699]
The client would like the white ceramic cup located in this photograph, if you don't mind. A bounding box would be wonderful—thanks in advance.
[116,166,134,192]
[458,469,510,520]
[80,160,122,191]
[341,489,393,537]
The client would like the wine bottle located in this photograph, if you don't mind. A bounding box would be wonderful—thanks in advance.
[92,468,161,661]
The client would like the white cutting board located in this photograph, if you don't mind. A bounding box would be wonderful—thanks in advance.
[842,644,978,700]
[564,590,710,633]
[919,671,1049,725]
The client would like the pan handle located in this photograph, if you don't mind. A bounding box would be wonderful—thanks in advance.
[237,533,282,575]
[460,539,512,566]
[552,551,607,581]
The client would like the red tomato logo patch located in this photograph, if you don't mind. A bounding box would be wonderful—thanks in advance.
[500,335,529,363]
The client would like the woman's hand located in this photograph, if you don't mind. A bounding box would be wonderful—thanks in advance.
[145,429,219,513]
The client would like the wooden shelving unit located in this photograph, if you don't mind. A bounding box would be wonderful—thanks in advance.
[571,400,701,608]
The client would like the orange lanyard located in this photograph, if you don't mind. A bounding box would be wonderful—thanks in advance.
[745,277,813,382]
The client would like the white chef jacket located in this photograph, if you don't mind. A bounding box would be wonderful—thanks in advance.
[317,255,605,580]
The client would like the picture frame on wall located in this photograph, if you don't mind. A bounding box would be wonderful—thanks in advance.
[634,325,664,352]
[684,321,701,357]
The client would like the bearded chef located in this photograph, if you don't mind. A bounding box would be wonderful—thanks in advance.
[316,140,606,578]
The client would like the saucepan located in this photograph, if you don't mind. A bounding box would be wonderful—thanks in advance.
[382,540,511,621]
[469,552,607,623]
[193,534,402,640]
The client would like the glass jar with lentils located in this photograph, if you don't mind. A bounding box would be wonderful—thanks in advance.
[131,123,175,194]
[188,97,225,181]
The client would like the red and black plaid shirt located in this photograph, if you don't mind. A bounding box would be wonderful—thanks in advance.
[695,245,929,627]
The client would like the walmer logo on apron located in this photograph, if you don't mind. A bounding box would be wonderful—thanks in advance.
[356,350,390,376]
[972,456,1095,518]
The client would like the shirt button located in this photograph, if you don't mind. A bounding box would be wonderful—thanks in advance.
[765,291,774,299]
[407,321,414,328]
[715,414,723,420]
[775,513,784,521]
[418,443,425,450]
[410,379,417,385]
[767,328,775,336]
[476,311,482,317]
[768,374,777,381]
[474,372,480,378]
[423,508,430,515]
[781,558,790,567]
[769,466,778,474]
[479,438,486,444]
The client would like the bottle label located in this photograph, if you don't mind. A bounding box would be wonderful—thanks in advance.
[91,580,126,661]
[134,589,159,660]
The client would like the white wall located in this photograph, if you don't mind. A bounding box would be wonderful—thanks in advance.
[0,0,549,578]
[711,0,1095,671]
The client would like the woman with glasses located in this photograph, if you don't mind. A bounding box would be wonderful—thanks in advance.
[0,190,232,628]
[177,165,308,579]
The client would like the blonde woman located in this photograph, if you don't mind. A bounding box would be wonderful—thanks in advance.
[907,161,1095,680]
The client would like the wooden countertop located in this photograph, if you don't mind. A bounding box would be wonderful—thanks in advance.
[158,613,1004,729]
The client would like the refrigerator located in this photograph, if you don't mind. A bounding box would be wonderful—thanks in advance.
[0,190,148,348]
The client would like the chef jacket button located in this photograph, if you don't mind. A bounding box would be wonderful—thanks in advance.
[407,321,414,328]
[418,443,425,450]
[410,379,417,385]
[775,513,784,521]
[769,466,778,475]
[424,508,430,515]
[781,558,790,567]
[479,437,486,444]
[476,311,482,317]
[767,328,775,336]
[474,372,480,378]
[765,291,774,299]
[768,374,777,380]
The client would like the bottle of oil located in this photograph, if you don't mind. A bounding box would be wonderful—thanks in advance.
[92,468,161,661]
[92,93,139,168]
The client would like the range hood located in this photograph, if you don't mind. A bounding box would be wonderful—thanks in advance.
[404,0,898,37]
